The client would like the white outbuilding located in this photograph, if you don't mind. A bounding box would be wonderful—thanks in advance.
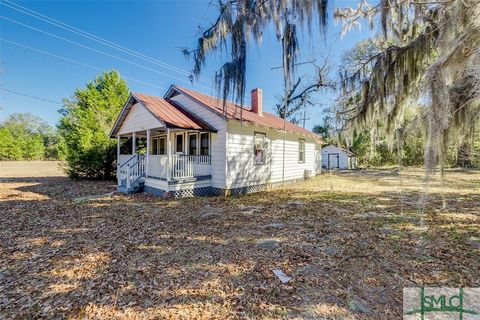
[321,144,358,170]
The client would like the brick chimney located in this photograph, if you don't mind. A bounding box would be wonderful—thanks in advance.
[251,88,263,116]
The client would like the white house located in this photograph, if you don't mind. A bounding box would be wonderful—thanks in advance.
[321,144,357,170]
[110,85,323,197]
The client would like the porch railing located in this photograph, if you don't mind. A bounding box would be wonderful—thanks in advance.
[171,155,211,179]
[147,155,211,180]
[148,155,168,179]
[118,154,146,189]
[121,154,211,181]
[118,155,136,185]
[129,155,146,184]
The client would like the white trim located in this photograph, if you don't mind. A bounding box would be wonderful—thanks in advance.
[117,136,120,160]
[166,128,171,181]
[174,132,185,155]
[298,138,306,163]
[159,136,166,155]
[165,85,227,119]
[188,132,199,155]
[199,132,210,156]
[110,95,134,137]
[146,129,151,176]
[132,132,136,155]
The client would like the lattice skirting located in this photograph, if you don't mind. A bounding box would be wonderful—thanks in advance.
[230,184,268,196]
[171,187,214,198]
[143,184,269,198]
[143,185,216,198]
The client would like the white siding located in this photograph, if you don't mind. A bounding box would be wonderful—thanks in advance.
[269,130,317,183]
[170,94,227,189]
[322,145,350,169]
[144,177,169,191]
[144,177,211,193]
[168,179,211,191]
[118,103,164,135]
[226,121,271,188]
[226,120,320,188]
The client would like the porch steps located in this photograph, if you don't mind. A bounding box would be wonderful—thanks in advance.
[118,180,144,194]
[117,154,146,194]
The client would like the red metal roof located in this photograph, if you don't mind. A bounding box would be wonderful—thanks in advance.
[132,93,214,131]
[171,86,322,142]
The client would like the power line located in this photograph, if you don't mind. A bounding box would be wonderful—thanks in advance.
[0,0,212,85]
[0,15,212,90]
[270,59,316,70]
[0,87,62,105]
[1,38,166,91]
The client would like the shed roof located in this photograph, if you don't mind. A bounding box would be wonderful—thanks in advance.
[323,144,357,156]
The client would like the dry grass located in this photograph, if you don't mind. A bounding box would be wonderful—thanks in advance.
[0,161,64,178]
[0,162,479,319]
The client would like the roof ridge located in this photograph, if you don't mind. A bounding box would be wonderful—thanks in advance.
[173,85,253,111]
[170,86,322,143]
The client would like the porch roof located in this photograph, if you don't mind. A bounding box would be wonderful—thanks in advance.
[110,93,216,137]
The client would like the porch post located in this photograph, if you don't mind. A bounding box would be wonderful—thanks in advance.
[146,129,150,177]
[166,128,171,181]
[132,132,136,155]
[117,136,120,162]
[117,135,121,186]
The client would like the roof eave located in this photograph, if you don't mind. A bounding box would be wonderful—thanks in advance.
[163,124,217,133]
[109,94,135,138]
[167,85,231,120]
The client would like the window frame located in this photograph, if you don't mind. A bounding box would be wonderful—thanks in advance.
[188,133,198,155]
[151,137,159,155]
[158,136,166,155]
[174,133,184,154]
[254,131,267,165]
[200,132,210,156]
[151,135,167,155]
[298,139,306,163]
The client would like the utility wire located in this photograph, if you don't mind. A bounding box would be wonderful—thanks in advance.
[0,87,62,105]
[1,38,166,90]
[1,0,212,84]
[0,15,212,90]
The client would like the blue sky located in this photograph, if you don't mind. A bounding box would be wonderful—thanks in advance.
[0,0,374,130]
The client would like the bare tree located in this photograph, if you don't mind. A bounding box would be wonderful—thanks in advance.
[274,59,335,121]
[182,0,328,119]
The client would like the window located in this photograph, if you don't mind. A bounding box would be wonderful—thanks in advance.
[200,133,209,156]
[254,132,266,164]
[189,133,198,155]
[151,137,166,155]
[299,139,305,163]
[159,137,166,155]
[175,134,184,154]
[151,137,159,155]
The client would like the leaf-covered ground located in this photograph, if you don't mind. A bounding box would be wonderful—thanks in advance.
[1,162,479,319]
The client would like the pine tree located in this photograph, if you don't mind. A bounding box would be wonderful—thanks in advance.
[58,70,129,179]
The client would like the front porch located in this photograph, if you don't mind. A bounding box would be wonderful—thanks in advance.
[116,127,213,194]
